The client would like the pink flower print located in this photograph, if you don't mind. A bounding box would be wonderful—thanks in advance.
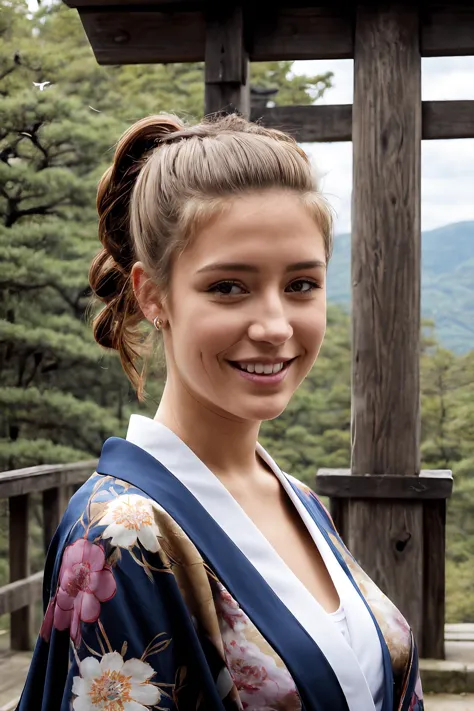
[225,638,300,710]
[217,587,247,632]
[41,538,116,647]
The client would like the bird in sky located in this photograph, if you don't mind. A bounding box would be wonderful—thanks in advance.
[33,81,51,91]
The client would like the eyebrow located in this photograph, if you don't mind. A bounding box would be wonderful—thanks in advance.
[196,260,326,274]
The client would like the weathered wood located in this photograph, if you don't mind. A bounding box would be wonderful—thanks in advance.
[315,470,453,499]
[422,101,474,140]
[250,104,352,142]
[9,495,30,651]
[66,5,474,65]
[422,3,474,57]
[346,499,424,644]
[42,486,68,554]
[250,100,474,143]
[79,10,205,65]
[352,5,421,478]
[205,6,249,116]
[0,460,96,499]
[422,500,447,658]
[0,572,43,617]
[350,4,423,645]
[248,6,354,61]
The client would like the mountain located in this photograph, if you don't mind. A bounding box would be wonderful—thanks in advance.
[327,221,474,353]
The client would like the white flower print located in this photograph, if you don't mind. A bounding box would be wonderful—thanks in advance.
[72,651,160,711]
[101,494,160,552]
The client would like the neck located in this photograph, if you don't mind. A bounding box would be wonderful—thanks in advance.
[154,378,262,481]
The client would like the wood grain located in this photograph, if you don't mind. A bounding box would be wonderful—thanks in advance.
[349,4,424,649]
[67,5,474,64]
[0,572,43,617]
[0,461,96,498]
[346,499,424,644]
[204,6,249,116]
[250,101,474,143]
[351,4,422,478]
[315,469,453,499]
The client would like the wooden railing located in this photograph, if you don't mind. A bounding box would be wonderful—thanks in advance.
[0,461,96,651]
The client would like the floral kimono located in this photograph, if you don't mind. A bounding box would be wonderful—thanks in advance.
[18,416,423,711]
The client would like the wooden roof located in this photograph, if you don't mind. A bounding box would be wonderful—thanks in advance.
[63,2,474,65]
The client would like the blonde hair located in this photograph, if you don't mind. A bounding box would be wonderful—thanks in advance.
[89,113,333,398]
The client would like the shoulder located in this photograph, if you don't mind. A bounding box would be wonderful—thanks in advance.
[284,472,337,532]
[41,470,174,648]
[63,470,167,557]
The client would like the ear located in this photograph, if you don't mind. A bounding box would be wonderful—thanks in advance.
[131,262,166,325]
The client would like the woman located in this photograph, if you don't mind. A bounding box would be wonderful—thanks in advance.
[18,114,423,711]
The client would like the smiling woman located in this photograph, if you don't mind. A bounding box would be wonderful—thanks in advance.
[18,114,423,711]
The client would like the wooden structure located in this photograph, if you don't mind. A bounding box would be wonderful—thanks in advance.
[49,0,474,658]
[0,462,94,650]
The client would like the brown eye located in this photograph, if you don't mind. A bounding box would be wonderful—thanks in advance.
[208,281,246,296]
[286,279,319,294]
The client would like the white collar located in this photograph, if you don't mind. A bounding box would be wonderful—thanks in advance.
[126,414,377,711]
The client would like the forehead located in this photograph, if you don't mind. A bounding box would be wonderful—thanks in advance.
[182,190,326,268]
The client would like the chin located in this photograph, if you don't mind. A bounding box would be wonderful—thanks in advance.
[230,398,290,423]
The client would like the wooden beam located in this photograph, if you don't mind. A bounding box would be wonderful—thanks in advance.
[78,9,205,64]
[9,495,31,651]
[248,6,354,61]
[315,470,453,499]
[250,104,352,142]
[422,4,474,57]
[205,6,249,116]
[65,5,474,65]
[0,572,43,617]
[422,500,447,658]
[350,3,423,646]
[0,460,96,499]
[422,101,474,140]
[250,101,474,142]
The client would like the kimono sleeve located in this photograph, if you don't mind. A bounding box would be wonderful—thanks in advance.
[17,474,199,711]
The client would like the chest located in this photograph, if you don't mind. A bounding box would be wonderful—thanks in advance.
[232,484,341,614]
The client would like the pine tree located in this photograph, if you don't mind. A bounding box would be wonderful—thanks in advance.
[0,1,128,469]
[0,0,334,470]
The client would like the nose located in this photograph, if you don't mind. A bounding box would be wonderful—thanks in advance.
[247,297,293,346]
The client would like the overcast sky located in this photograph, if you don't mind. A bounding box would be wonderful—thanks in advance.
[294,58,474,234]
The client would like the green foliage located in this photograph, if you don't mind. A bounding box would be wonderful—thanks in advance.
[0,0,334,471]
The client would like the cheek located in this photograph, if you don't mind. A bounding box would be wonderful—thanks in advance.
[297,308,326,349]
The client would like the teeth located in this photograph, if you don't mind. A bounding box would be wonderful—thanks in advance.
[238,362,285,375]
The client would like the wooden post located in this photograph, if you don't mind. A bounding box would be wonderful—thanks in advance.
[204,6,249,117]
[9,494,30,650]
[350,5,424,643]
[42,486,68,555]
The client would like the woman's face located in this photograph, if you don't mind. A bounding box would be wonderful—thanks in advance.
[159,189,327,423]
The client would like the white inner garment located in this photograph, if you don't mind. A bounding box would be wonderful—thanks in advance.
[126,415,384,711]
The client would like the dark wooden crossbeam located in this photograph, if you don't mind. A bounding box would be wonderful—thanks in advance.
[250,100,474,142]
[64,4,474,64]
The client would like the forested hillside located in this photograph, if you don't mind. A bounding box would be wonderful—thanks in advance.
[0,0,473,623]
[327,221,474,353]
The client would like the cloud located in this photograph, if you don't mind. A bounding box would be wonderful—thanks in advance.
[293,58,474,233]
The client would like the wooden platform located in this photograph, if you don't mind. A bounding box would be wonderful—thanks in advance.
[1,625,474,710]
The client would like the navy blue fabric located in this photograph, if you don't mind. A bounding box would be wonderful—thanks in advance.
[97,436,350,711]
[288,480,398,711]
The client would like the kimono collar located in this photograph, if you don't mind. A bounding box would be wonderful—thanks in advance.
[125,415,379,711]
